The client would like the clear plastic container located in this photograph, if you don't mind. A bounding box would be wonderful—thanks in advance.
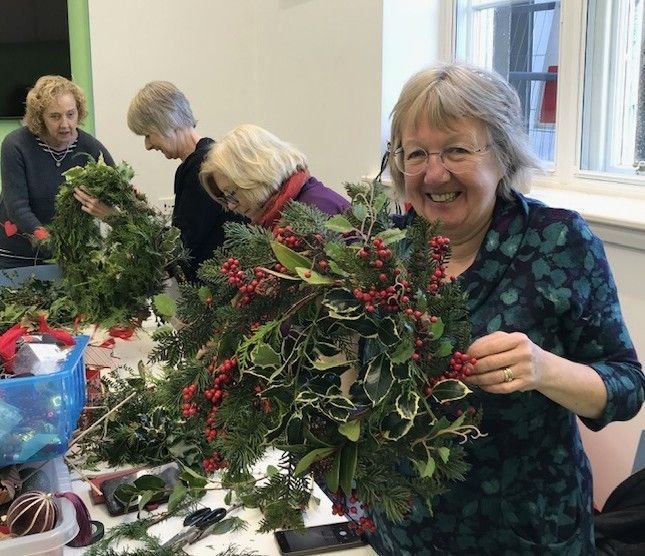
[0,336,89,467]
[0,458,79,556]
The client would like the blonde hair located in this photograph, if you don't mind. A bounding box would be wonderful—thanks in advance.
[23,75,87,136]
[389,62,541,200]
[127,81,196,136]
[200,124,308,208]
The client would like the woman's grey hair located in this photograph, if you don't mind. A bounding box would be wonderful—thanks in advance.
[200,124,308,208]
[389,62,541,199]
[127,81,196,136]
[24,75,87,137]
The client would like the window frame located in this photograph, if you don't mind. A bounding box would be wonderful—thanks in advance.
[444,0,645,201]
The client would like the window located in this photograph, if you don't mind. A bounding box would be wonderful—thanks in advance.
[453,0,645,185]
[455,0,560,165]
[581,0,644,175]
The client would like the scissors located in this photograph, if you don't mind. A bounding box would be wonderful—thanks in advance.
[161,504,241,548]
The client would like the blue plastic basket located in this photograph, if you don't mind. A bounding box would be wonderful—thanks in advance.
[0,335,89,467]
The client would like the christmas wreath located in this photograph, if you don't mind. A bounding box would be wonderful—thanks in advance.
[47,156,185,326]
[148,182,483,533]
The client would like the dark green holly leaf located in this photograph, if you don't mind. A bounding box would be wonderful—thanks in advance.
[338,316,379,338]
[377,317,399,346]
[381,411,414,441]
[251,342,281,368]
[432,379,471,403]
[363,353,394,405]
[322,288,363,320]
[396,387,420,421]
[435,339,454,357]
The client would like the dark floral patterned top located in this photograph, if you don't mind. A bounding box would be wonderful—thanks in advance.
[368,192,644,555]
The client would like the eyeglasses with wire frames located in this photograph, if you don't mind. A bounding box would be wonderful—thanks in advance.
[203,176,241,207]
[391,144,491,176]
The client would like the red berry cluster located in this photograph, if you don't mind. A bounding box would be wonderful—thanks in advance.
[181,383,198,417]
[273,225,301,249]
[426,236,451,294]
[203,451,226,474]
[423,351,477,396]
[354,237,411,313]
[220,257,269,306]
[203,356,236,442]
[330,492,377,536]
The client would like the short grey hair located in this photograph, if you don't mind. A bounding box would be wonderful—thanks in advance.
[127,81,196,136]
[200,124,308,209]
[389,62,541,199]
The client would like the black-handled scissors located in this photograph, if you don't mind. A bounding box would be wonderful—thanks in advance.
[161,504,241,548]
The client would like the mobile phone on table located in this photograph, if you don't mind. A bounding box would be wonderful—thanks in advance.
[274,522,366,555]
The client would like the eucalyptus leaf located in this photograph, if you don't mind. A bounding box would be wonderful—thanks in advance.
[271,240,313,272]
[295,267,335,284]
[294,447,335,476]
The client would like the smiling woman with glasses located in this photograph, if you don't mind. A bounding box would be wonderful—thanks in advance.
[365,62,644,556]
[199,124,348,228]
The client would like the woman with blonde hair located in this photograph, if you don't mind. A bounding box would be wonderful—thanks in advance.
[200,124,348,227]
[0,75,114,268]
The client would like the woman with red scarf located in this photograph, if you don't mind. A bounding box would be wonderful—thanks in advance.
[199,124,348,227]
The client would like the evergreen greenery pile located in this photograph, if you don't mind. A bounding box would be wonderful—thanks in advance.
[47,155,185,327]
[148,181,483,532]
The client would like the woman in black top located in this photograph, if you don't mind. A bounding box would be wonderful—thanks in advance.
[127,81,245,282]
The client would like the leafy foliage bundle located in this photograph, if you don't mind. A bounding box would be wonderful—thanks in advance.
[152,182,483,531]
[0,277,77,335]
[47,156,185,326]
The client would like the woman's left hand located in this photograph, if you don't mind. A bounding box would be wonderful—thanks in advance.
[463,331,545,393]
[73,187,117,220]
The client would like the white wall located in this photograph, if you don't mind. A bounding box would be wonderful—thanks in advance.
[88,0,384,204]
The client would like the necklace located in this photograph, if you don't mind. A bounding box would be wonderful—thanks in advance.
[44,142,72,167]
[38,136,77,167]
